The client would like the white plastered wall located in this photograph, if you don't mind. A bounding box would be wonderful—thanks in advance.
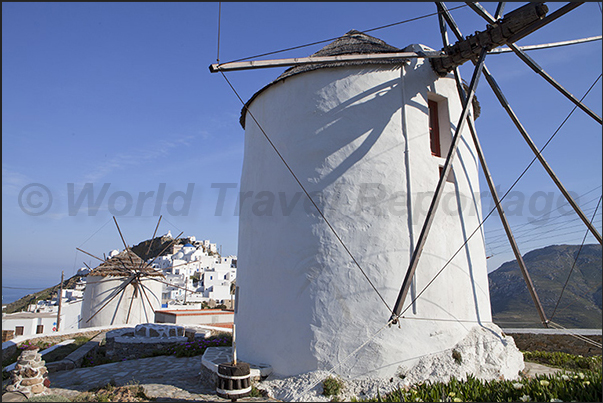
[235,45,494,378]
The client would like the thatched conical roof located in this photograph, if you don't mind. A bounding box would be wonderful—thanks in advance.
[240,30,404,129]
[87,249,164,277]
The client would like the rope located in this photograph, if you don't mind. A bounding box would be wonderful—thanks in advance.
[216,2,221,63]
[487,222,603,254]
[225,5,468,64]
[486,206,603,250]
[295,322,547,400]
[76,218,112,249]
[550,281,602,319]
[550,196,603,321]
[484,186,602,237]
[297,319,395,400]
[218,70,394,316]
[548,321,603,349]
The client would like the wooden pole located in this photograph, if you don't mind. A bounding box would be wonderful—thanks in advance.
[437,2,551,327]
[76,247,105,263]
[56,271,64,332]
[232,323,237,365]
[209,51,444,73]
[466,2,601,124]
[390,46,488,322]
[439,1,602,246]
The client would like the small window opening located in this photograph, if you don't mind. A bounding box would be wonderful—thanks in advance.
[15,326,24,336]
[36,325,44,334]
[439,166,455,183]
[428,99,441,157]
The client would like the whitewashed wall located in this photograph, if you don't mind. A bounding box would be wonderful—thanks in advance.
[235,45,493,378]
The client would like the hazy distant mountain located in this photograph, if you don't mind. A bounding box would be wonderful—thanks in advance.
[3,275,82,315]
[489,244,602,329]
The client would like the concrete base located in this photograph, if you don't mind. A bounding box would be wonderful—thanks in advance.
[202,347,272,380]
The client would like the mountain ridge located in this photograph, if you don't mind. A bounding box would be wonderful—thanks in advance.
[489,243,602,329]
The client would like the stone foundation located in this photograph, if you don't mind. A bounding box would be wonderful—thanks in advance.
[6,347,50,398]
[105,323,206,360]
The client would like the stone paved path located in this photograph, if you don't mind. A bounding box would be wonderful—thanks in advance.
[47,354,277,401]
[523,361,562,377]
[13,355,563,402]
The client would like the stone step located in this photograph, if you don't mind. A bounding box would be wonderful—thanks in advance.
[202,346,272,380]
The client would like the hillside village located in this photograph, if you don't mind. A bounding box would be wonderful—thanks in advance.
[2,232,237,338]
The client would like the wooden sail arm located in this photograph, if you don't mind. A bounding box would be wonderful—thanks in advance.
[209,51,445,73]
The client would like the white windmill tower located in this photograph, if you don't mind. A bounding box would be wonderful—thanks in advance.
[78,216,188,328]
[80,248,164,328]
[210,2,602,381]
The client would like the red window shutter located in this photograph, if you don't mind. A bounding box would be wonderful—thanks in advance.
[428,100,441,157]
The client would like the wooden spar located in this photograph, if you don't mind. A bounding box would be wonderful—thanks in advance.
[494,2,506,20]
[113,216,137,269]
[232,323,237,365]
[209,51,444,73]
[142,215,163,269]
[508,45,602,124]
[56,271,64,332]
[390,46,489,323]
[76,247,105,263]
[482,67,603,244]
[488,36,602,54]
[208,35,602,74]
[506,2,584,44]
[438,5,549,327]
[438,2,602,245]
[465,4,601,124]
[85,274,136,323]
[465,2,496,23]
[125,282,136,324]
[144,231,184,269]
[138,281,157,316]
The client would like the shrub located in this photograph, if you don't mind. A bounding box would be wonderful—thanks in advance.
[452,349,463,365]
[322,375,344,397]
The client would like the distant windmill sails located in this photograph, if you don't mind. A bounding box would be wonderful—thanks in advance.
[80,248,164,328]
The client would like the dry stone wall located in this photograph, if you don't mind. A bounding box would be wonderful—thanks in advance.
[6,347,50,398]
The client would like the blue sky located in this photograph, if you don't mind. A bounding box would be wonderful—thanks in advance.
[2,2,602,304]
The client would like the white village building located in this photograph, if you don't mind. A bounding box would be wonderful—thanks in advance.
[234,30,522,379]
[146,237,237,306]
[4,236,235,335]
